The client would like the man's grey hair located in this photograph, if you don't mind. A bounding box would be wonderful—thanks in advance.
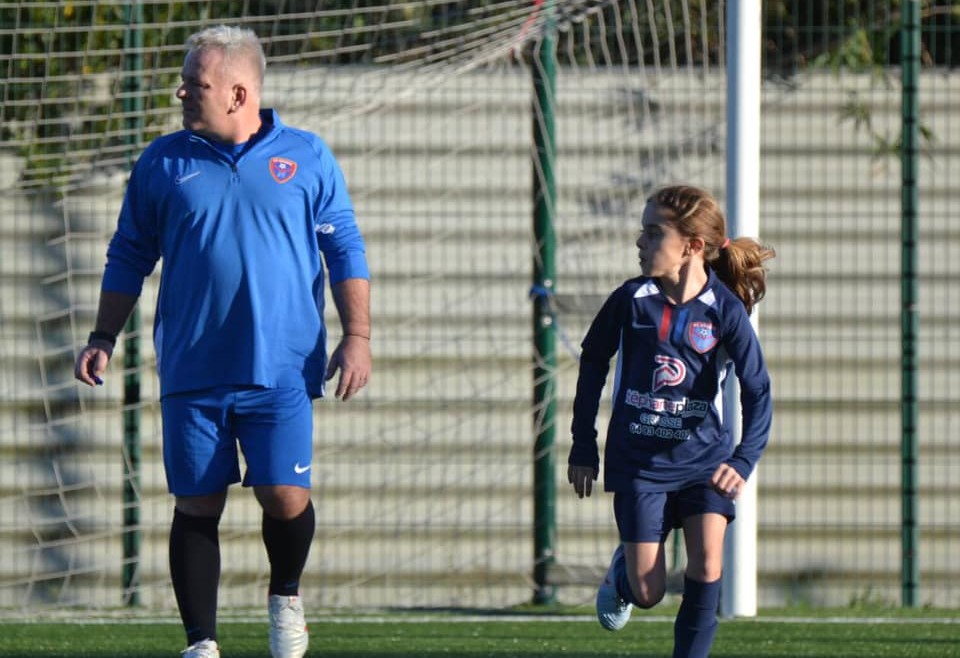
[186,25,266,89]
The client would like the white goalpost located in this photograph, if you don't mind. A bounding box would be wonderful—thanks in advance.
[721,0,762,619]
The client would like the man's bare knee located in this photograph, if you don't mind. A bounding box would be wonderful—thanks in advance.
[175,492,227,518]
[255,485,310,520]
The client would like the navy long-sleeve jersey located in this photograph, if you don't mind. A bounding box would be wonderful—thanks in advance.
[569,270,772,493]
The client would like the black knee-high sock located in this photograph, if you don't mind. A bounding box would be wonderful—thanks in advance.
[170,509,221,645]
[263,499,315,596]
[673,576,722,658]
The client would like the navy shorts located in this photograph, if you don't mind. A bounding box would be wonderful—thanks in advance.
[613,484,736,543]
[160,386,314,496]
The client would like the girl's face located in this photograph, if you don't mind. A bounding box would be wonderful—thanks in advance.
[636,201,689,279]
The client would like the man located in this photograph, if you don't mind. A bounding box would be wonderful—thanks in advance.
[74,25,371,658]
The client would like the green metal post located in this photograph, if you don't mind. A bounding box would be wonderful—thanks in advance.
[122,1,144,607]
[531,2,558,606]
[899,0,920,608]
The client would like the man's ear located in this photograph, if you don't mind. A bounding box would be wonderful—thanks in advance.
[230,84,247,112]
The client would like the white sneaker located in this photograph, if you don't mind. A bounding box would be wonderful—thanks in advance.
[181,639,220,658]
[596,544,633,631]
[268,594,309,658]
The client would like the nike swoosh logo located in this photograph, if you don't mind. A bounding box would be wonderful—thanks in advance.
[175,171,201,185]
[294,463,311,474]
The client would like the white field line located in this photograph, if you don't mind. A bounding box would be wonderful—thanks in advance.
[0,612,956,625]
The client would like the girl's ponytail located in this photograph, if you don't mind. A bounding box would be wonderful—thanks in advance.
[711,237,776,315]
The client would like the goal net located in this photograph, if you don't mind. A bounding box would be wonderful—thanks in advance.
[0,0,726,612]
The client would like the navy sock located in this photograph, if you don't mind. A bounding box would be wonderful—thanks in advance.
[263,499,315,596]
[613,548,642,607]
[672,576,722,658]
[169,509,221,645]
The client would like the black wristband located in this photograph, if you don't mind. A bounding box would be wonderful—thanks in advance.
[88,330,117,347]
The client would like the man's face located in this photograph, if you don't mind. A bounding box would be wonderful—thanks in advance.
[176,47,235,142]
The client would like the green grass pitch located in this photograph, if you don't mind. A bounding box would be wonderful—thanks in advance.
[0,608,957,657]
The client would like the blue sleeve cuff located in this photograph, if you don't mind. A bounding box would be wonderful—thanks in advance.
[327,250,370,284]
[726,456,754,481]
[102,264,146,296]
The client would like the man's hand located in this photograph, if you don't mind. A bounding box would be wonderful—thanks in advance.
[74,341,113,387]
[325,334,371,401]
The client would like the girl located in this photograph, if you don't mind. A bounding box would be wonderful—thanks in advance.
[568,185,775,658]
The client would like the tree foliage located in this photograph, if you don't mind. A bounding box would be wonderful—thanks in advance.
[1,1,956,188]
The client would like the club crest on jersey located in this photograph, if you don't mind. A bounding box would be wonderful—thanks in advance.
[269,157,298,184]
[652,354,686,391]
[688,322,718,353]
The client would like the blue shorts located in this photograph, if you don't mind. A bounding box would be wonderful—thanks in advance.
[613,484,736,543]
[160,386,314,496]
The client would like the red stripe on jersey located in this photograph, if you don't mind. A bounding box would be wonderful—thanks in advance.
[658,305,672,342]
